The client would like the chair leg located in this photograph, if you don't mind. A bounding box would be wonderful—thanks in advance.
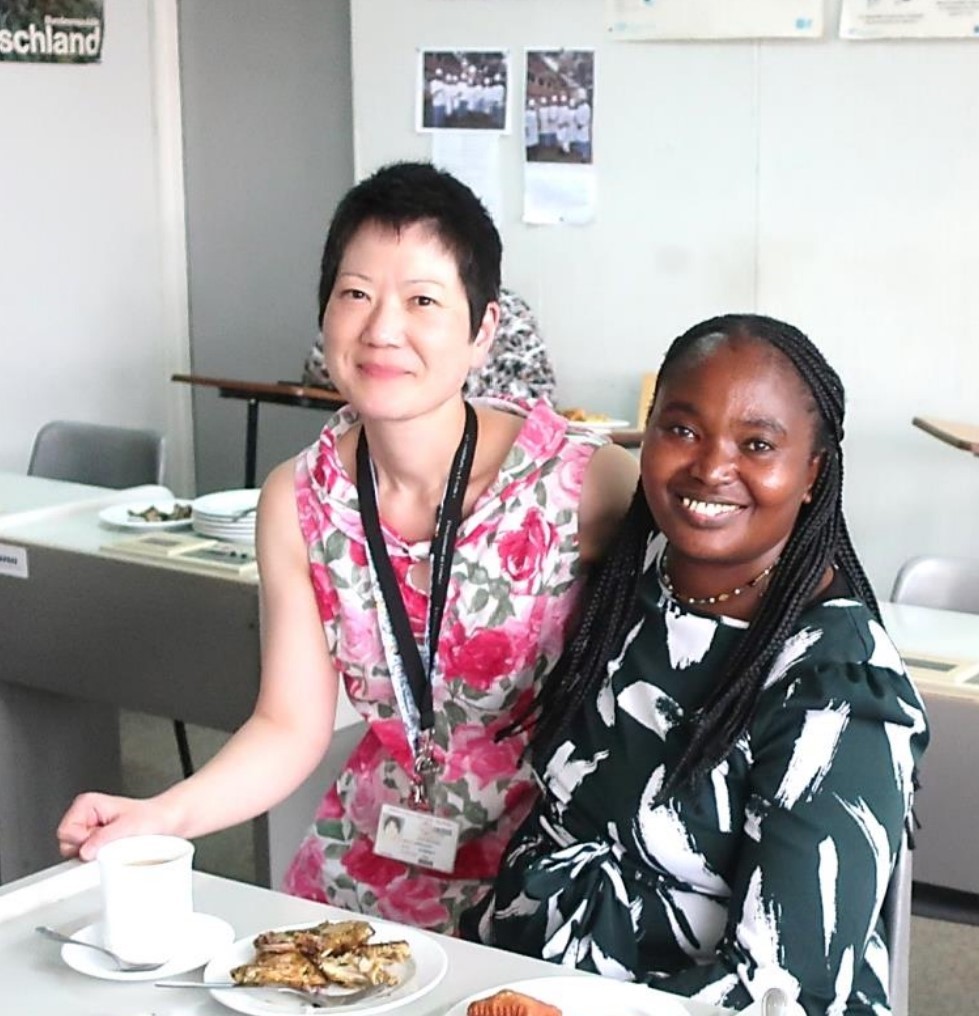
[173,720,194,779]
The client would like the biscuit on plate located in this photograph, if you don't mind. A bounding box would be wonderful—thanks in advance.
[466,988,562,1016]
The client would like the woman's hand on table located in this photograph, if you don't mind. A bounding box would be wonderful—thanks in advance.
[56,792,178,861]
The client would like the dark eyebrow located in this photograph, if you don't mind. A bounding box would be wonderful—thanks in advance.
[743,416,788,438]
[657,398,699,416]
[657,400,789,439]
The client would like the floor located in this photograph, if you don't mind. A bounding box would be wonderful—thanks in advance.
[121,712,977,1014]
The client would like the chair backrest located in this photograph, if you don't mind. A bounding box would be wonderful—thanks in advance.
[890,555,979,614]
[636,372,658,429]
[883,833,912,1016]
[28,420,165,489]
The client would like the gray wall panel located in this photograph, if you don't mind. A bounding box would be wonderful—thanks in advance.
[178,0,354,493]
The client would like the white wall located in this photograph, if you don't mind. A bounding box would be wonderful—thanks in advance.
[0,0,193,493]
[349,0,979,593]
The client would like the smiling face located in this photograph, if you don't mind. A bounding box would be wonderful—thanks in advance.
[642,335,824,600]
[322,219,497,422]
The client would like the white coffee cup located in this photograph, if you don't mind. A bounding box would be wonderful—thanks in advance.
[98,834,195,964]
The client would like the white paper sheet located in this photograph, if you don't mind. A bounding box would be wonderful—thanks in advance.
[840,0,979,39]
[523,162,596,226]
[606,0,823,39]
[431,132,505,226]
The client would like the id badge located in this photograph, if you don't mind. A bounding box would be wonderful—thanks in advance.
[374,803,460,874]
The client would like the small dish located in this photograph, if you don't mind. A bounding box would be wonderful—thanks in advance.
[98,500,194,531]
[444,975,692,1016]
[59,913,234,982]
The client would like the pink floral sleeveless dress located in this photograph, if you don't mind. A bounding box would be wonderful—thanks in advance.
[282,398,605,932]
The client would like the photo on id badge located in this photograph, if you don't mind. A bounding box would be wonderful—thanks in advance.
[374,803,460,873]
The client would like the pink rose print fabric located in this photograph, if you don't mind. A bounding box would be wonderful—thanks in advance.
[282,398,605,933]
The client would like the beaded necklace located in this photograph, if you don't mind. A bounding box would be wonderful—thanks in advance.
[659,548,779,607]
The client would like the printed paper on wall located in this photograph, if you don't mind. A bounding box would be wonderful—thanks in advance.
[840,0,979,39]
[606,0,822,40]
[0,0,104,63]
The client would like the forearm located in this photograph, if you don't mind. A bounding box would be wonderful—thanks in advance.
[151,709,335,839]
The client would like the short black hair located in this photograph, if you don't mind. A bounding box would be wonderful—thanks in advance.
[317,161,502,337]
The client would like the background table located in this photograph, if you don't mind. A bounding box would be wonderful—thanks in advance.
[0,860,732,1016]
[0,473,361,888]
[881,601,979,894]
[172,374,643,485]
[172,374,347,487]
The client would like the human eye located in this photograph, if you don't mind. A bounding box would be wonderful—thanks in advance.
[744,436,775,453]
[341,287,368,301]
[411,293,439,308]
[664,422,696,440]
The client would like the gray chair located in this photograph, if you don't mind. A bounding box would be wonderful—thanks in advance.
[28,420,165,489]
[883,833,912,1016]
[27,420,193,779]
[890,555,979,615]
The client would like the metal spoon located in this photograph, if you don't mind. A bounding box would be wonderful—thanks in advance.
[36,925,168,973]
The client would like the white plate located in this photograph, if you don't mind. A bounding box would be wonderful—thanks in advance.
[445,975,692,1016]
[98,500,194,531]
[192,489,261,519]
[60,913,235,982]
[202,918,448,1016]
[567,418,633,432]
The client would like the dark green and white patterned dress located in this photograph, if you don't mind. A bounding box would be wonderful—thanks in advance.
[463,542,929,1014]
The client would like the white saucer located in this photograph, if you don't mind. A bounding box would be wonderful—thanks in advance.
[60,913,235,982]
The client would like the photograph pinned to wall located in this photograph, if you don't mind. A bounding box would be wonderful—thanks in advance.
[840,0,979,39]
[417,48,510,132]
[523,49,596,226]
[0,0,104,63]
[605,0,822,39]
[524,49,594,165]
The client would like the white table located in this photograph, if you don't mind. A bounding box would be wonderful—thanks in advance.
[0,473,361,889]
[880,601,979,894]
[0,861,731,1016]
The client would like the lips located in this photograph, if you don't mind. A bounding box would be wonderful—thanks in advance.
[357,363,410,379]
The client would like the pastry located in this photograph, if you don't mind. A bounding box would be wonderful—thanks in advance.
[466,988,563,1016]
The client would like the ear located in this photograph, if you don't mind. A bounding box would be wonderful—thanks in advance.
[469,300,500,371]
[802,451,824,504]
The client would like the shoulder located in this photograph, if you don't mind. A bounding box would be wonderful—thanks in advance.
[578,443,640,565]
[256,456,307,572]
[757,597,926,735]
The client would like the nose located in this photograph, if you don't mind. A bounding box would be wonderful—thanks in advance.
[688,437,736,485]
[361,296,404,346]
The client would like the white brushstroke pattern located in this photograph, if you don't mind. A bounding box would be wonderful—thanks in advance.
[765,626,823,692]
[711,762,732,833]
[664,607,718,669]
[617,682,680,739]
[775,705,849,809]
[818,837,839,953]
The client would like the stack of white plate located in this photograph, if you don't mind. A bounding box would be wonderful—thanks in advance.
[191,488,260,544]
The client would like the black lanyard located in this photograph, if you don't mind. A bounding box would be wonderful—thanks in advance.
[356,402,478,734]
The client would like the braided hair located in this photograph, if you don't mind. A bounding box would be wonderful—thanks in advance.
[527,313,879,798]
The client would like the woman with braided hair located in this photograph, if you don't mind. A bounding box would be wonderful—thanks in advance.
[462,314,928,1014]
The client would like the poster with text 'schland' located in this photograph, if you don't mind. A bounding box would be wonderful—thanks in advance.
[840,0,979,39]
[0,0,103,64]
[606,0,822,39]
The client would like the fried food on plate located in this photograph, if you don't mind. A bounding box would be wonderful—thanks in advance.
[466,988,563,1016]
[127,503,191,523]
[559,407,611,424]
[230,918,410,991]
